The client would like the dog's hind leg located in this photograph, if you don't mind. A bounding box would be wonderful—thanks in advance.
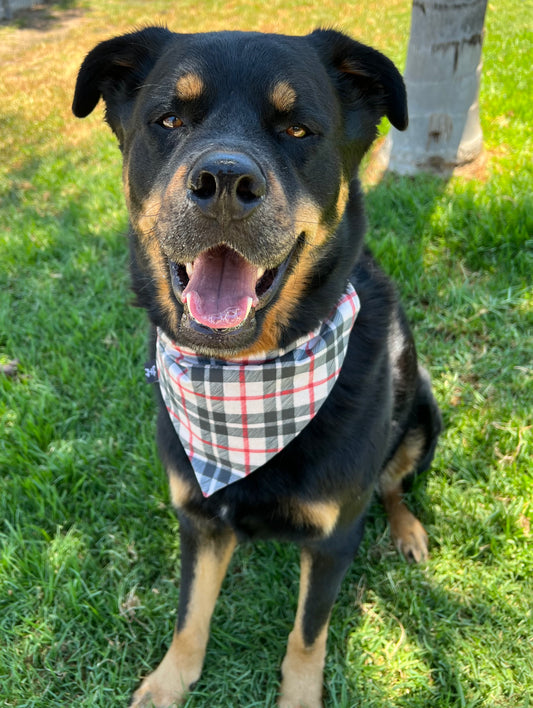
[380,428,430,563]
[130,522,237,707]
[381,367,442,563]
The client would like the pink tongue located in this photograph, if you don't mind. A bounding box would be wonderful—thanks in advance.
[182,246,260,329]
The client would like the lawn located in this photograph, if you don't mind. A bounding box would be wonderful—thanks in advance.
[0,1,531,706]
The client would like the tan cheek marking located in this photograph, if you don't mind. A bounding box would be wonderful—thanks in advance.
[239,255,309,356]
[232,177,348,358]
[122,161,131,206]
[128,188,180,333]
[270,80,297,113]
[293,199,321,235]
[176,73,205,101]
[129,164,191,335]
[144,230,178,332]
[294,198,331,250]
[335,178,350,220]
[240,196,325,355]
[164,163,189,203]
[135,192,163,243]
[157,281,179,333]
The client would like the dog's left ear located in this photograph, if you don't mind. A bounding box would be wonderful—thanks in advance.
[308,29,408,135]
[72,26,173,144]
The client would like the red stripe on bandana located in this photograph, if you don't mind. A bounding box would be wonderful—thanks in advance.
[305,339,316,418]
[239,366,251,475]
[156,283,361,496]
[164,367,342,402]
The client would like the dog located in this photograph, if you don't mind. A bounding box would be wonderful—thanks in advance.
[73,26,442,708]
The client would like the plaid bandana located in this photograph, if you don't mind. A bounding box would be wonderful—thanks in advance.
[156,284,360,497]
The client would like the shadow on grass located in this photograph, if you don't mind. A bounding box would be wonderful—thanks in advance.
[3,132,530,706]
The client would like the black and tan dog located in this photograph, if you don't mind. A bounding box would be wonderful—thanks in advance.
[73,27,441,708]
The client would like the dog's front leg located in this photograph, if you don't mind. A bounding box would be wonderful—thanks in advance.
[130,520,237,708]
[279,520,365,708]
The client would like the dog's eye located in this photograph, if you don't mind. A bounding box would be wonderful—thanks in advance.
[285,125,308,138]
[158,115,184,130]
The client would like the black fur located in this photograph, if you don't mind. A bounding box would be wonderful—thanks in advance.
[74,27,441,707]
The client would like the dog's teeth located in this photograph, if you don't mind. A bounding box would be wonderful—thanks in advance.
[257,268,265,280]
[186,262,194,277]
[244,296,253,317]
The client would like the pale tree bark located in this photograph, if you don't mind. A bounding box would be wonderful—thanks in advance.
[382,0,488,175]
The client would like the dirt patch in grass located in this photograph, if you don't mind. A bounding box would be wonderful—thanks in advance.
[0,1,86,57]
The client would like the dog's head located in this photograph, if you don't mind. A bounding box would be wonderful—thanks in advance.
[73,27,407,356]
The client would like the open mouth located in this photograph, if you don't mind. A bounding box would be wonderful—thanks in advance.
[169,244,292,331]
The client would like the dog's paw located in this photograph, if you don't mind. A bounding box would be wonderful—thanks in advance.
[129,675,186,708]
[278,697,322,708]
[129,630,207,708]
[278,690,322,708]
[278,642,324,708]
[129,673,189,708]
[390,510,429,563]
[129,647,201,708]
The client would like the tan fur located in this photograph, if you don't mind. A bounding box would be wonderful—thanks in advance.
[270,81,297,113]
[241,185,350,357]
[137,221,179,335]
[238,190,327,356]
[380,431,429,562]
[334,179,350,221]
[129,181,188,335]
[130,534,237,707]
[161,163,188,208]
[380,430,424,492]
[123,161,131,205]
[240,271,304,355]
[176,73,205,102]
[168,471,195,509]
[338,58,372,80]
[283,499,340,537]
[279,551,328,708]
[135,193,162,244]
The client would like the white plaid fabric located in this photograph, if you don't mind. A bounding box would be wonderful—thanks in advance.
[156,283,360,497]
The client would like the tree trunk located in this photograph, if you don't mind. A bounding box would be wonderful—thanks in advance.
[382,0,488,175]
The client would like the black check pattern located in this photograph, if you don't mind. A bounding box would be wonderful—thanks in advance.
[156,284,360,497]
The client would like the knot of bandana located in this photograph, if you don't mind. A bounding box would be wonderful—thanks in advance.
[156,283,360,497]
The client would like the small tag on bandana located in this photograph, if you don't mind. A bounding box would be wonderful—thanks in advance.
[156,283,360,497]
[144,362,159,384]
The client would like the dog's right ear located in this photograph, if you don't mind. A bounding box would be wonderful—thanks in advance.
[72,26,173,141]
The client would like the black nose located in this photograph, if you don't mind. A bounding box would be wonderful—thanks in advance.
[187,151,266,221]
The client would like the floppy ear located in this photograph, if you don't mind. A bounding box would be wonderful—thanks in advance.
[308,29,408,136]
[72,26,173,141]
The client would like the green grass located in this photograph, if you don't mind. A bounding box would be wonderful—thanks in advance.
[1,1,531,706]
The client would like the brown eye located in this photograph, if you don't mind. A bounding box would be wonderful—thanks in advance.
[286,125,307,138]
[160,115,184,129]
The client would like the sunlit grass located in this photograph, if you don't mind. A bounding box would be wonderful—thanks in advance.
[1,1,531,707]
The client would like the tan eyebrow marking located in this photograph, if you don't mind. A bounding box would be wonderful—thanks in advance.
[270,80,297,112]
[175,73,205,101]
